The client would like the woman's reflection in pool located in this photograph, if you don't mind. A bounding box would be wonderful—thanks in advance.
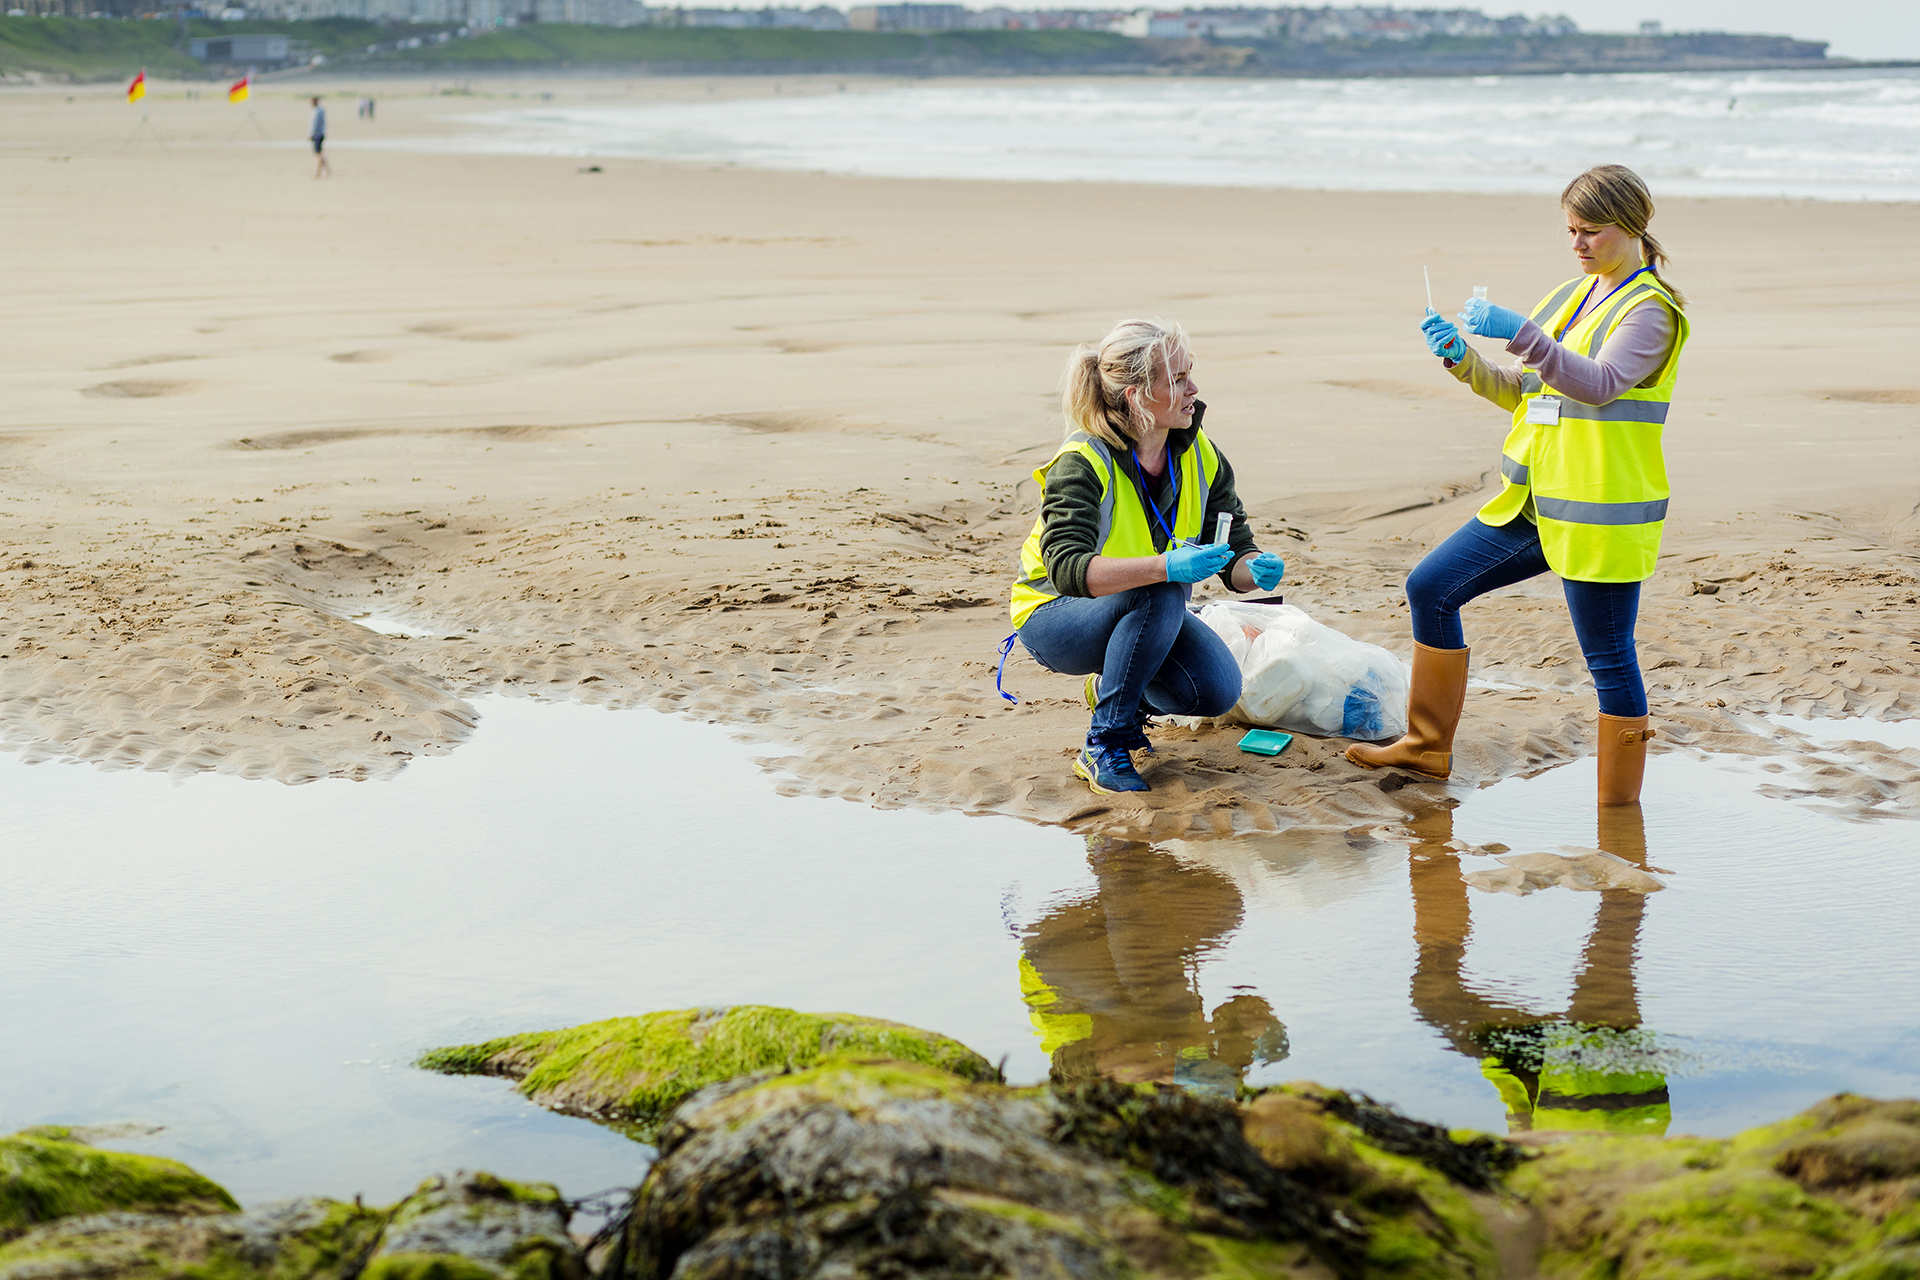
[1017,838,1288,1098]
[1407,803,1671,1136]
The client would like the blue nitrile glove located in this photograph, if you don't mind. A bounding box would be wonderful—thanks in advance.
[1459,296,1526,341]
[1165,540,1236,584]
[1248,553,1285,591]
[1421,309,1466,361]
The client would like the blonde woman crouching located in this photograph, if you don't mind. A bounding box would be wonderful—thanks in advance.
[1008,319,1286,795]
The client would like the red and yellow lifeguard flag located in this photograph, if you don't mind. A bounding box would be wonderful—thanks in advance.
[228,75,250,104]
[126,70,146,103]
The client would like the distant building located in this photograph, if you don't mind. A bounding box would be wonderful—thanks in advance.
[1110,8,1271,39]
[668,4,844,26]
[1112,6,1581,42]
[189,31,290,60]
[240,0,646,23]
[679,6,751,23]
[1639,19,1661,35]
[848,2,964,31]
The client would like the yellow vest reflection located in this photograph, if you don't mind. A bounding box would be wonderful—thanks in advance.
[1018,839,1287,1098]
[1408,805,1671,1136]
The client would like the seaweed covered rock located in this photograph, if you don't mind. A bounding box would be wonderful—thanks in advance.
[0,1127,238,1243]
[0,1191,389,1280]
[0,1150,582,1280]
[363,1172,582,1280]
[1512,1092,1920,1279]
[613,1060,1515,1279]
[417,1006,1000,1140]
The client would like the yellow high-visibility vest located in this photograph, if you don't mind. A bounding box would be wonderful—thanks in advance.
[1018,955,1093,1055]
[1478,271,1690,583]
[1008,430,1221,629]
[1481,1054,1671,1137]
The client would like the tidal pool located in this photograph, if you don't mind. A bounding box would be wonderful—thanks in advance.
[2,698,1915,1209]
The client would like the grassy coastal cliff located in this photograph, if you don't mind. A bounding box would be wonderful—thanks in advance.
[0,15,1852,81]
[0,15,408,79]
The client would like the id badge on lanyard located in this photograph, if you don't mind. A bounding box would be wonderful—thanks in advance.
[1526,395,1562,426]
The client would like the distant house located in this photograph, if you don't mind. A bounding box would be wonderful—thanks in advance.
[670,5,844,28]
[1110,9,1270,39]
[189,32,291,62]
[848,3,965,31]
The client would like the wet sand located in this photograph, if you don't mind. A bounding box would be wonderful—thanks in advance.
[2,75,1917,835]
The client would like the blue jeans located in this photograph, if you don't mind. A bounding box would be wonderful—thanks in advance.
[1018,584,1243,738]
[1406,517,1646,718]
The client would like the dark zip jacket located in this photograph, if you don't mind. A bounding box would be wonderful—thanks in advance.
[1034,402,1261,598]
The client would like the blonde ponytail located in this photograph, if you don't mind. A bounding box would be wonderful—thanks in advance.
[1059,318,1190,449]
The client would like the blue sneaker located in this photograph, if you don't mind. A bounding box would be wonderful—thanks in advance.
[1074,737,1150,794]
[1084,676,1156,755]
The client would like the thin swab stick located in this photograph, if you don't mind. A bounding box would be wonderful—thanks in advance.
[1424,265,1434,314]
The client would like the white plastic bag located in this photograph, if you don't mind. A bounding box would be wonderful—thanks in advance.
[1195,601,1410,740]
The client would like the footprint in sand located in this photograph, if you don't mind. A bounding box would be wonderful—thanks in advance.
[102,353,204,370]
[329,350,396,364]
[82,379,196,399]
[408,322,517,342]
[1820,389,1920,405]
[1320,378,1433,401]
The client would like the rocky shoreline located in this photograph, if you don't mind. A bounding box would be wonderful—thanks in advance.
[6,1005,1917,1279]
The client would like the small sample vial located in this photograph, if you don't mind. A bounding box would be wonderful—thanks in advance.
[1472,285,1489,302]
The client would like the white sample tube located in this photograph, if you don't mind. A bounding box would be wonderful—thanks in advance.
[1214,512,1233,545]
[1472,285,1489,302]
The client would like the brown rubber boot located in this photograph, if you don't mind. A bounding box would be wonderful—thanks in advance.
[1345,643,1469,779]
[1594,802,1648,867]
[1596,713,1655,806]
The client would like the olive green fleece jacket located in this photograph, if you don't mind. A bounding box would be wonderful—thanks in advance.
[1033,402,1262,599]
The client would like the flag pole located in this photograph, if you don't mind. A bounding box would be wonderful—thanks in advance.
[227,68,268,140]
[121,68,166,152]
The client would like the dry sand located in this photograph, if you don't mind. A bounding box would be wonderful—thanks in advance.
[3,75,1917,836]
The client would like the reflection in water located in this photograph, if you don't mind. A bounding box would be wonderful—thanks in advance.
[1408,804,1671,1136]
[1017,839,1289,1097]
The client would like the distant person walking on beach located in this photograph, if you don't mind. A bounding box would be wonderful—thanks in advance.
[1348,164,1689,807]
[309,96,330,179]
[1008,319,1287,795]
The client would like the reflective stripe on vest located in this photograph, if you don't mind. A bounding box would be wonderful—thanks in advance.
[1535,495,1670,526]
[1477,272,1690,583]
[1008,430,1219,628]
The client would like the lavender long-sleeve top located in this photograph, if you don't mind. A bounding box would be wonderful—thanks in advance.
[1446,296,1676,412]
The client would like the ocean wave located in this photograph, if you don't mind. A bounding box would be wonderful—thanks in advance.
[388,68,1920,201]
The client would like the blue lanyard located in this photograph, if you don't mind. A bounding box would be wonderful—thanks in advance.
[1130,448,1182,547]
[1557,265,1652,341]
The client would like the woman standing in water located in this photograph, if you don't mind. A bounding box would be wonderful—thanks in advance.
[1348,165,1689,806]
[1009,319,1286,795]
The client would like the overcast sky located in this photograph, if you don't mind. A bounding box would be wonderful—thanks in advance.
[1508,1,1919,60]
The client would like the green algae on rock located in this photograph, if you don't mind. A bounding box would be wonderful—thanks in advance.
[0,1127,238,1243]
[416,1006,1002,1140]
[0,1148,582,1280]
[362,1172,582,1280]
[1511,1093,1920,1280]
[613,1060,1518,1280]
[0,1192,391,1280]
